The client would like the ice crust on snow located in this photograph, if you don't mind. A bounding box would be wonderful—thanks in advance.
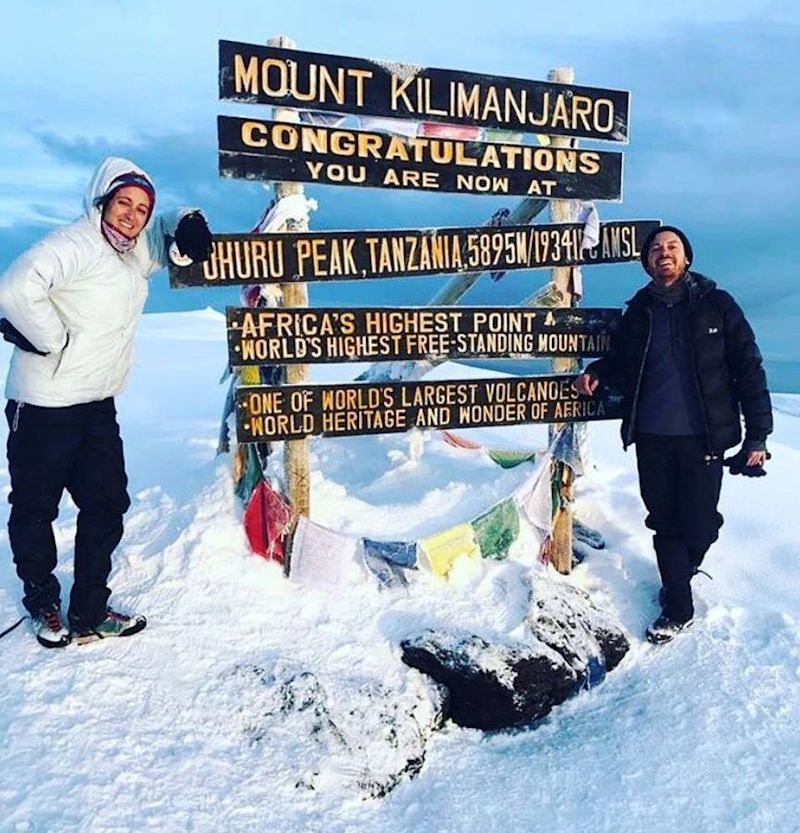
[202,661,447,798]
[1,311,799,833]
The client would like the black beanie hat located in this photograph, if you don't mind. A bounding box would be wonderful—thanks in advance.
[640,225,694,272]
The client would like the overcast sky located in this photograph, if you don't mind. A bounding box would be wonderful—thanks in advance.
[1,0,799,382]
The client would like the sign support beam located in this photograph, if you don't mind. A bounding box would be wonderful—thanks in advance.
[271,34,311,519]
[548,67,578,575]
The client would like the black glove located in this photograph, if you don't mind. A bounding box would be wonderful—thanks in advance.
[723,441,771,477]
[0,318,48,356]
[174,212,213,262]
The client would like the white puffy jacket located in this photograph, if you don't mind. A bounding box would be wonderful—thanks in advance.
[0,157,190,407]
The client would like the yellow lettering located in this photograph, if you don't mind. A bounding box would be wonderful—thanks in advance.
[234,55,259,94]
[578,152,601,175]
[391,75,415,113]
[242,121,268,148]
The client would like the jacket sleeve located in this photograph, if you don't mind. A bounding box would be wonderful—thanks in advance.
[721,291,773,443]
[584,304,635,390]
[0,234,74,354]
[138,207,205,277]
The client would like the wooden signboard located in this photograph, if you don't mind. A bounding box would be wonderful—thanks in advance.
[218,40,630,143]
[235,375,623,442]
[217,116,624,200]
[170,220,659,288]
[226,306,621,366]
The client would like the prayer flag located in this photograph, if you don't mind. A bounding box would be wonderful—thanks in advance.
[419,524,479,578]
[362,539,418,589]
[473,499,520,560]
[289,517,357,592]
[419,122,482,140]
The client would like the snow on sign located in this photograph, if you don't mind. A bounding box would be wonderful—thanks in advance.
[218,40,630,144]
[225,306,621,366]
[217,116,624,200]
[169,220,659,288]
[235,376,623,442]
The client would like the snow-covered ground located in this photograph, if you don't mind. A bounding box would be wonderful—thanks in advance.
[1,310,798,833]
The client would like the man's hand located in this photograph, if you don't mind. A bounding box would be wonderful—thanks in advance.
[174,212,213,262]
[746,449,768,467]
[723,442,770,477]
[0,318,48,356]
[573,371,599,397]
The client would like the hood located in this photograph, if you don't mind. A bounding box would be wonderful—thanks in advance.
[82,156,156,230]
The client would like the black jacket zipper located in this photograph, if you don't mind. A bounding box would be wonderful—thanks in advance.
[624,304,653,449]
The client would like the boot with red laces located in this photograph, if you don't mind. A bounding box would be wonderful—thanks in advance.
[32,605,71,648]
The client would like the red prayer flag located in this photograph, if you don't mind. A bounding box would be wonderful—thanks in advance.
[419,122,482,140]
[243,479,292,563]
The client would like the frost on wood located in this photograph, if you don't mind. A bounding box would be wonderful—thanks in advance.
[401,571,630,730]
[357,358,434,383]
[221,663,447,798]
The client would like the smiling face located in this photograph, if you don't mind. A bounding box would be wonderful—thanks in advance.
[646,230,690,285]
[102,185,152,238]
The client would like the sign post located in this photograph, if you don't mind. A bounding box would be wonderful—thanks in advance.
[270,35,311,518]
[169,220,658,288]
[217,116,623,200]
[235,376,622,443]
[225,306,621,366]
[548,67,579,575]
[211,40,638,568]
[218,41,630,144]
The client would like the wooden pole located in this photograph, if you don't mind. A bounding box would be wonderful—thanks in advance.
[547,66,577,575]
[269,35,311,518]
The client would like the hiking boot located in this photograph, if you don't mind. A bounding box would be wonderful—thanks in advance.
[72,607,146,645]
[646,614,693,645]
[32,605,71,648]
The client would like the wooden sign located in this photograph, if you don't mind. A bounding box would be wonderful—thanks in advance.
[236,375,622,442]
[169,220,659,288]
[226,306,621,366]
[217,116,624,200]
[218,40,630,143]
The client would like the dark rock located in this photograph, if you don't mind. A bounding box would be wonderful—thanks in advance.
[401,630,578,730]
[401,572,630,731]
[527,573,630,676]
[573,518,606,549]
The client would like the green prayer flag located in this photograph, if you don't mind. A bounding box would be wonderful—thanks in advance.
[473,499,520,560]
[487,448,538,469]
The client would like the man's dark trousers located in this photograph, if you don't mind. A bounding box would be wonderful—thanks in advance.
[5,398,130,627]
[635,434,723,622]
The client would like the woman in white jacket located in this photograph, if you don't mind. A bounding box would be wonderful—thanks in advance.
[0,156,212,647]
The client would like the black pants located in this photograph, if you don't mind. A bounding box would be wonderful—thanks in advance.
[635,434,723,622]
[5,398,130,628]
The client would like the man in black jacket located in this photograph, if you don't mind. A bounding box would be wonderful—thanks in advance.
[574,226,772,644]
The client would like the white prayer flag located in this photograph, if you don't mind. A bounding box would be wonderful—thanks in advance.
[569,200,600,250]
[513,454,554,537]
[289,517,357,592]
[253,193,318,234]
[358,116,419,138]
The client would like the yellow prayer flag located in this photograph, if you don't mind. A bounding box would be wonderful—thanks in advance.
[419,523,479,578]
[239,366,261,386]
